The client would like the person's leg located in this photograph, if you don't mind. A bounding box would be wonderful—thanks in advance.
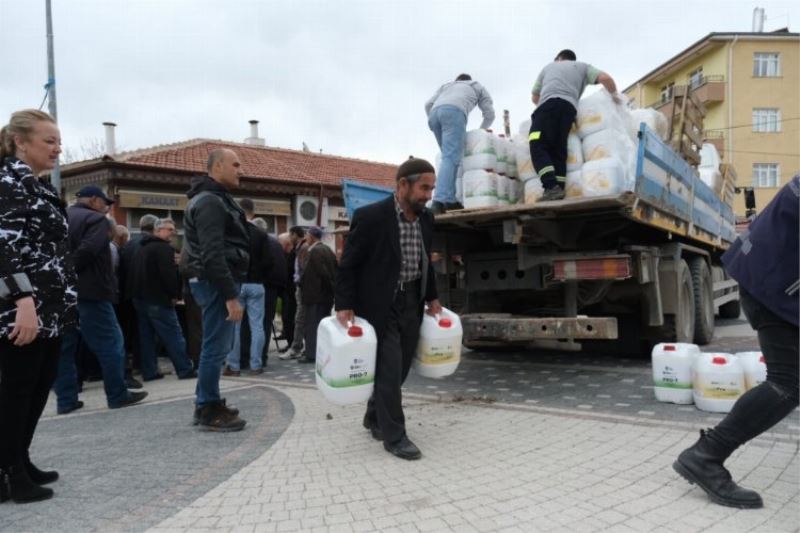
[290,287,306,354]
[432,106,468,205]
[53,327,81,413]
[372,297,408,445]
[245,284,266,370]
[398,290,423,385]
[183,281,203,367]
[191,280,237,407]
[225,286,245,372]
[149,304,194,377]
[302,303,323,362]
[281,286,296,346]
[428,108,444,149]
[529,102,558,191]
[263,289,278,363]
[134,299,161,380]
[23,337,61,479]
[553,101,577,186]
[77,300,130,407]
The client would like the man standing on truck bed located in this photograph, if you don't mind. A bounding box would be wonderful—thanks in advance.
[529,49,619,201]
[425,73,495,215]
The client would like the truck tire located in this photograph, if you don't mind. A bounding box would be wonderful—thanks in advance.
[663,259,695,343]
[689,257,714,344]
[718,299,741,319]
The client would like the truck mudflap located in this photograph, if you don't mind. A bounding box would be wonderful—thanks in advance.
[461,314,618,341]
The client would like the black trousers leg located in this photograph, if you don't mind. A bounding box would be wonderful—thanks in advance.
[712,290,799,452]
[529,98,577,189]
[303,302,331,362]
[0,336,59,468]
[368,286,422,445]
[281,287,297,346]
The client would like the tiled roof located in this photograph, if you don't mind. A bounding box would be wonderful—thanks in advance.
[66,138,398,188]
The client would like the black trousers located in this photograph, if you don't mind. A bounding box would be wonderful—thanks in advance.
[303,301,332,362]
[713,289,799,452]
[529,98,577,190]
[365,281,423,445]
[0,336,61,468]
[281,285,297,346]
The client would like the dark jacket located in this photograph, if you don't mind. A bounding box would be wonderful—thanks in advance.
[66,203,116,302]
[301,242,337,306]
[265,234,289,290]
[131,234,181,307]
[119,232,147,302]
[182,176,250,300]
[245,223,273,285]
[0,157,77,337]
[335,195,438,337]
[722,175,799,326]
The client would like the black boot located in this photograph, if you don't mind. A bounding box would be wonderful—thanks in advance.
[24,457,59,485]
[673,429,763,509]
[0,465,54,503]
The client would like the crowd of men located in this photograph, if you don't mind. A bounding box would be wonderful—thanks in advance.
[53,154,337,429]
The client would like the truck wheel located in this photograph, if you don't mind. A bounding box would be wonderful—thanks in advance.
[689,257,714,344]
[663,259,695,343]
[718,299,741,319]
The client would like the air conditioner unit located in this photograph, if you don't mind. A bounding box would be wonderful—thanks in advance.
[293,196,329,227]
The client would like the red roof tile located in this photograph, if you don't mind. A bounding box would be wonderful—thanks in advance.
[104,139,398,188]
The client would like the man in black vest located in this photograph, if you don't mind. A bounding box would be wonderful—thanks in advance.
[335,158,442,460]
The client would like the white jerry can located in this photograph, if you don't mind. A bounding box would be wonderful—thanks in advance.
[413,308,463,378]
[315,317,377,405]
[651,342,700,405]
[736,352,767,391]
[693,353,745,413]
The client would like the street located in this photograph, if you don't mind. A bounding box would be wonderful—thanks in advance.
[1,314,797,533]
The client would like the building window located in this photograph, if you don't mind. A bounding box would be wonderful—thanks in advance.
[752,108,781,132]
[660,82,674,103]
[753,53,780,77]
[252,215,278,235]
[688,67,704,89]
[752,163,779,188]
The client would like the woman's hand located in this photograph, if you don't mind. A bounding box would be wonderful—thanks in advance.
[9,296,39,346]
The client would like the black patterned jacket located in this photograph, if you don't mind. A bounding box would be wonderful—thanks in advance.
[0,156,77,338]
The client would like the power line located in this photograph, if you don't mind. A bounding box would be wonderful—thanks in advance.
[723,149,800,157]
[705,117,800,132]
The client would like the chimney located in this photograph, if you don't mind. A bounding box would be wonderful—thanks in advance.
[244,119,265,146]
[102,122,117,155]
[752,7,765,32]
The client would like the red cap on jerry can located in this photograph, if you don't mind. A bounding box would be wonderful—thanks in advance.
[348,325,363,337]
[712,356,727,365]
[438,318,452,328]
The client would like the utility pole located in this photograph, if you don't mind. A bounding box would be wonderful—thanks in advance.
[45,0,61,193]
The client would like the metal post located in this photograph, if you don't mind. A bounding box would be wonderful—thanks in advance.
[46,0,61,194]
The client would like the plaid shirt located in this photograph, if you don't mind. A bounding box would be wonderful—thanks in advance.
[394,196,422,283]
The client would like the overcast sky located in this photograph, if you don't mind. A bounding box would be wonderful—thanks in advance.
[1,0,798,167]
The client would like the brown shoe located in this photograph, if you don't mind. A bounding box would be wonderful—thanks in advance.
[192,398,239,425]
[222,366,240,377]
[196,401,246,432]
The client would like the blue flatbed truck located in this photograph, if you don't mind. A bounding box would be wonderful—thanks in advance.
[428,124,740,355]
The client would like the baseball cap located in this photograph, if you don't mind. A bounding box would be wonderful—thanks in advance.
[76,185,115,205]
[307,226,323,239]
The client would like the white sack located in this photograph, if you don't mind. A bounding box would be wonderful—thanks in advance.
[567,133,583,171]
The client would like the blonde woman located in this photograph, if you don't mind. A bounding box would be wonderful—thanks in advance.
[0,109,77,503]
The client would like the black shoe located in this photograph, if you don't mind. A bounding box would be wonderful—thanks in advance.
[196,401,246,432]
[429,201,446,215]
[384,436,422,460]
[673,429,763,509]
[445,202,464,211]
[540,185,566,202]
[0,465,54,503]
[109,391,148,409]
[192,398,239,425]
[24,458,58,485]
[125,376,143,389]
[362,415,383,441]
[297,356,315,364]
[56,400,84,415]
[142,373,164,382]
[178,370,198,380]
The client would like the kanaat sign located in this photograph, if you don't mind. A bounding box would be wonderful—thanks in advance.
[118,191,188,210]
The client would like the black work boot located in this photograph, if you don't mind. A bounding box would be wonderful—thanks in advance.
[0,465,54,503]
[673,429,763,509]
[540,185,566,202]
[196,401,246,432]
[24,455,58,485]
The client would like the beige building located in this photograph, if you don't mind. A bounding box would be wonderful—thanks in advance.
[624,28,799,216]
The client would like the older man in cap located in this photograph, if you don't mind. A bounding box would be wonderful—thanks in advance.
[54,186,148,413]
[335,158,442,460]
[296,226,337,364]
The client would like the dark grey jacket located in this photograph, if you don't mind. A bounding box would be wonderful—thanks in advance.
[66,203,116,302]
[182,176,250,300]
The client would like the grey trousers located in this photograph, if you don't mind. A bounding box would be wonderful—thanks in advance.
[290,286,306,352]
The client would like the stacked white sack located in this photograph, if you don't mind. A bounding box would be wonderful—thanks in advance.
[512,133,537,182]
[463,130,497,171]
[524,179,543,204]
[629,108,669,141]
[698,143,723,195]
[565,170,583,198]
[567,133,583,172]
[493,134,509,176]
[463,169,498,209]
[496,174,510,205]
[505,139,518,178]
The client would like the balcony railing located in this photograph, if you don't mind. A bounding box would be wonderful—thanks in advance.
[648,75,726,110]
[702,130,725,158]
